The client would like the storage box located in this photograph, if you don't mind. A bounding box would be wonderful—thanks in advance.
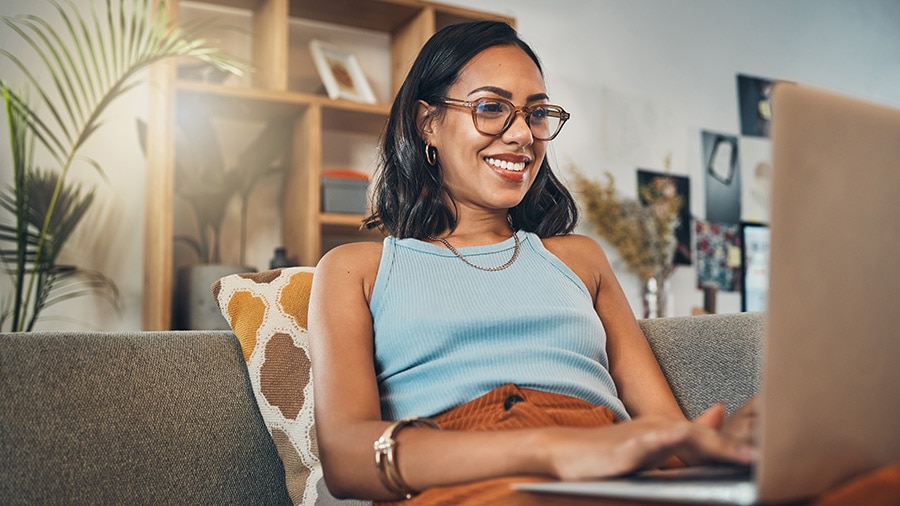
[321,170,369,214]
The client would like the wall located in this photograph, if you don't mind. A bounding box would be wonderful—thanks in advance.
[1,0,899,330]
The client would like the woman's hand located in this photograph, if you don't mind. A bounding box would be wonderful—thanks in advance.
[720,397,758,447]
[538,414,757,481]
[682,398,759,466]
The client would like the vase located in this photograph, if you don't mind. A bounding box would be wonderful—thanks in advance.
[174,264,255,330]
[642,274,674,319]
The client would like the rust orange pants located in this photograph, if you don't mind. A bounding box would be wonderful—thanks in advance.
[375,384,623,506]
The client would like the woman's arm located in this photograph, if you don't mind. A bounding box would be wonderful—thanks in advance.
[544,234,757,465]
[565,235,759,451]
[306,242,385,497]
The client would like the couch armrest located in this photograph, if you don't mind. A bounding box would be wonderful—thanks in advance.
[639,312,764,419]
[0,331,292,505]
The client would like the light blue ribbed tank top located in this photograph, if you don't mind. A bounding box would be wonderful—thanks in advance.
[370,231,629,422]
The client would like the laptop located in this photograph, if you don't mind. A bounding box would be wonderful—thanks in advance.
[513,84,900,504]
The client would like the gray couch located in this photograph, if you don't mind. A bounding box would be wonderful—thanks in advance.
[0,312,763,505]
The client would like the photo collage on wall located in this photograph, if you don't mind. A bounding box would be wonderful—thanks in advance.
[695,73,777,296]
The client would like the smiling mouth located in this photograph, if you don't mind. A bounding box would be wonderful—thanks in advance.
[485,157,526,172]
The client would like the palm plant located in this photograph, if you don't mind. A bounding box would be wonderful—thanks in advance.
[0,0,245,331]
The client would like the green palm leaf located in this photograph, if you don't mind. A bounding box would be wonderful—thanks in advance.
[0,0,246,331]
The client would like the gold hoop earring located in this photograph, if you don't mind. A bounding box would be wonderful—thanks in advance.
[425,143,438,166]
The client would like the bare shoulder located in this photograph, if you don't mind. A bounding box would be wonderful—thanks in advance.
[541,233,608,263]
[317,240,383,271]
[540,234,613,298]
[314,240,383,301]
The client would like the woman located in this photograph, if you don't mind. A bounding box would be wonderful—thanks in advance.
[308,20,755,504]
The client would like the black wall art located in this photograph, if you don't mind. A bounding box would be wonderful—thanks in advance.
[701,130,742,224]
[737,74,775,138]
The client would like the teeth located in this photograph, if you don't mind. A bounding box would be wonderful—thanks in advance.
[485,157,526,172]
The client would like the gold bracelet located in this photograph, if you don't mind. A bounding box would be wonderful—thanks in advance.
[373,417,441,499]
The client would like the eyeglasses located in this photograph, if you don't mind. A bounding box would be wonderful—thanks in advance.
[438,97,570,141]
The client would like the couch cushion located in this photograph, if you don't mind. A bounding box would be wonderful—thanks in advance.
[0,330,292,505]
[212,267,366,506]
[640,312,764,418]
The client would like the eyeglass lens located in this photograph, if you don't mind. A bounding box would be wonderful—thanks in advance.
[473,100,564,140]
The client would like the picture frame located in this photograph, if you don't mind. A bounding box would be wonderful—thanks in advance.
[701,130,742,224]
[737,73,776,138]
[309,39,377,104]
[695,220,741,293]
[637,169,692,266]
[739,221,770,312]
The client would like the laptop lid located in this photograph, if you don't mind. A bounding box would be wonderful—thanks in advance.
[757,84,900,503]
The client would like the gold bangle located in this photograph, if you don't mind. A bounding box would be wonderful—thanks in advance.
[373,417,441,499]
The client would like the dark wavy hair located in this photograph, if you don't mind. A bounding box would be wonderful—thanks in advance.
[363,20,577,238]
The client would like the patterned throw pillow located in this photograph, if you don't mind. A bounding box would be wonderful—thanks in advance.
[212,267,367,506]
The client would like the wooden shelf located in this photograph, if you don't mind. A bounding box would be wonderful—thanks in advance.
[176,80,392,117]
[142,0,514,329]
[320,212,368,226]
[289,0,422,32]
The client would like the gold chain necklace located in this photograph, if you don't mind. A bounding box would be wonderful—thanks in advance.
[427,232,521,272]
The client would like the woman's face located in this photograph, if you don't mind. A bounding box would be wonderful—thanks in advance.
[424,45,549,216]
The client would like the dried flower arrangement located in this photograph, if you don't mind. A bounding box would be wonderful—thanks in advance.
[572,168,682,283]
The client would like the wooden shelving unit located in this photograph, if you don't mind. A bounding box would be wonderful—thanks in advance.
[142,0,514,329]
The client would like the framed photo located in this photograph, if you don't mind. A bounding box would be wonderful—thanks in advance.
[739,221,770,312]
[701,130,742,224]
[309,39,376,104]
[737,74,776,138]
[637,169,692,266]
[695,220,741,293]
